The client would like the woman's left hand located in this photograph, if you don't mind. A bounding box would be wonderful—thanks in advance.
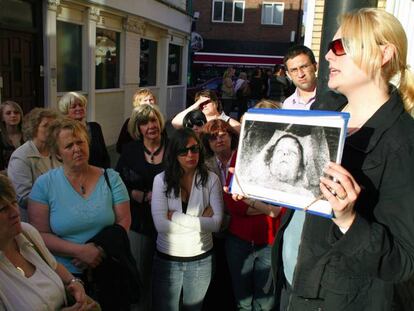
[320,162,361,230]
[66,280,86,306]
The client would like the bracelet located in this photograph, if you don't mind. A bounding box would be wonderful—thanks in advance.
[67,277,84,287]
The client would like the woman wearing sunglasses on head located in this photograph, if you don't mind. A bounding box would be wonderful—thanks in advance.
[172,90,240,133]
[267,8,414,310]
[151,128,224,311]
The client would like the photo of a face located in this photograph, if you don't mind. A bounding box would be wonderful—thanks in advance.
[232,111,347,216]
[269,135,303,183]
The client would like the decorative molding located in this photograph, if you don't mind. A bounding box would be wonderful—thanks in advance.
[88,7,101,22]
[123,16,146,35]
[47,0,60,11]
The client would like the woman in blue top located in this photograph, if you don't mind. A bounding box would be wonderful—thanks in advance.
[28,118,131,308]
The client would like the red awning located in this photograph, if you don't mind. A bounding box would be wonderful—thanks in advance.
[193,52,283,67]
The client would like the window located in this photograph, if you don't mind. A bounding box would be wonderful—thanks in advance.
[168,44,182,86]
[57,21,82,92]
[262,2,284,25]
[139,39,157,87]
[95,28,120,89]
[212,0,245,23]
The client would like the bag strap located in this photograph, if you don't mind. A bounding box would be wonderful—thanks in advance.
[103,169,112,192]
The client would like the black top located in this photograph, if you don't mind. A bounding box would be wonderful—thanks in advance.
[87,122,111,169]
[116,137,167,235]
[0,134,23,170]
[272,89,414,309]
[116,118,133,154]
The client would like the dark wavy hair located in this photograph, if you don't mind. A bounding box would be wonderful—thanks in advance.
[164,128,209,198]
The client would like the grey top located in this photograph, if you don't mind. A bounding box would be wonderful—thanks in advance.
[7,140,61,210]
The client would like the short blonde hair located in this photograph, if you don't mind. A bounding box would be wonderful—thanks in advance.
[23,108,58,141]
[340,8,414,112]
[128,104,164,141]
[58,92,88,115]
[132,89,156,108]
[46,117,90,156]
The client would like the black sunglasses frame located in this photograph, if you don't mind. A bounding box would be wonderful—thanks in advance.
[327,38,346,56]
[177,144,200,156]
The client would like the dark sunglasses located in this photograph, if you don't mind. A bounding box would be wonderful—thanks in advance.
[177,144,200,156]
[327,38,346,56]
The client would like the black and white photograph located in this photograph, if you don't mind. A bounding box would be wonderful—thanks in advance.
[230,109,349,217]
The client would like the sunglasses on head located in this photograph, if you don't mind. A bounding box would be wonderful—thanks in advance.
[327,38,346,56]
[185,119,205,128]
[177,144,200,156]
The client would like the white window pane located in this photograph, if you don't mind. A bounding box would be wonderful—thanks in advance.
[273,4,283,24]
[263,4,272,24]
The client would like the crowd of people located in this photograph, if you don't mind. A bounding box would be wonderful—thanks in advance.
[1,8,414,311]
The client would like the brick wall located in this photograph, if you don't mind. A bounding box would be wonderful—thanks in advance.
[193,0,302,45]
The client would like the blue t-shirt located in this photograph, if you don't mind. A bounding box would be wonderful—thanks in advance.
[29,167,129,273]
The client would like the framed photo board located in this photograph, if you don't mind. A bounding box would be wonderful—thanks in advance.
[229,108,350,218]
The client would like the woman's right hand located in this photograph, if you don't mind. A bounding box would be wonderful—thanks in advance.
[73,243,104,269]
[202,206,214,217]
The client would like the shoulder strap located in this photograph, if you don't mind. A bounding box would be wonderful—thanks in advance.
[103,169,112,191]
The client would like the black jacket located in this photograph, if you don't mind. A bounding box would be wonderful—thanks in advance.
[88,122,111,169]
[88,224,140,310]
[272,89,414,310]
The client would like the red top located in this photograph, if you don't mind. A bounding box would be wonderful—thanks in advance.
[224,152,285,245]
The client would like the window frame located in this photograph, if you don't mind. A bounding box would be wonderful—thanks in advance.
[56,20,84,93]
[139,38,158,87]
[212,0,245,23]
[95,27,121,90]
[261,2,285,26]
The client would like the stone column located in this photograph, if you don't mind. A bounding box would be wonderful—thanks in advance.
[44,0,60,108]
[85,7,100,121]
[122,16,143,119]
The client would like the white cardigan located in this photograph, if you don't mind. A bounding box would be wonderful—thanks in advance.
[151,171,224,257]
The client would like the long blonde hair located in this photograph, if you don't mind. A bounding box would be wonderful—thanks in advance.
[340,8,414,113]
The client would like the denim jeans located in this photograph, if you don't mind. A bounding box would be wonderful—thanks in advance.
[225,234,275,311]
[152,253,213,311]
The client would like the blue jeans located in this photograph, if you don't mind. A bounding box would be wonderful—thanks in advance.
[225,234,275,311]
[152,253,213,311]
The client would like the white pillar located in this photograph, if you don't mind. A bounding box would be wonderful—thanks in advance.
[122,16,142,120]
[85,7,100,121]
[44,0,59,108]
[157,34,170,117]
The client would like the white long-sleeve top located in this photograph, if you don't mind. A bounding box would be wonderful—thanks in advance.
[151,171,224,257]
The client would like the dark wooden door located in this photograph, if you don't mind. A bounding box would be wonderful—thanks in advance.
[0,29,37,112]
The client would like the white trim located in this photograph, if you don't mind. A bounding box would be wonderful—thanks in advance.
[261,2,284,26]
[303,0,315,49]
[211,0,245,23]
[194,52,283,59]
